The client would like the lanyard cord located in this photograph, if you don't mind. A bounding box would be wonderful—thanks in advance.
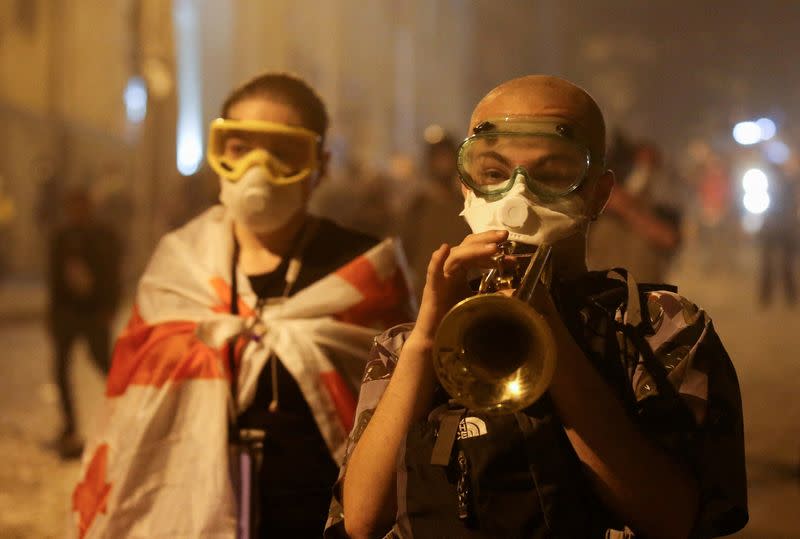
[229,238,241,421]
[227,217,319,423]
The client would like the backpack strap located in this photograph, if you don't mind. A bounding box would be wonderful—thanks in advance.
[513,402,598,537]
[604,269,695,429]
[427,404,472,521]
[430,405,466,466]
[513,410,557,532]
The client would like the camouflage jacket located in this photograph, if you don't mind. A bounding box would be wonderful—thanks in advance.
[325,270,748,538]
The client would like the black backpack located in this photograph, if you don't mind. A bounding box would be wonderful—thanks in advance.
[395,271,689,538]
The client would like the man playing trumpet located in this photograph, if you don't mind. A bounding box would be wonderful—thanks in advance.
[329,75,747,539]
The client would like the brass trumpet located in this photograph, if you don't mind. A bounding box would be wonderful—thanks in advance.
[432,242,556,414]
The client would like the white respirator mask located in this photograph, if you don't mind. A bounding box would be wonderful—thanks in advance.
[461,173,589,245]
[219,164,308,234]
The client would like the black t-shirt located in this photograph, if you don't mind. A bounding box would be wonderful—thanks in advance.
[238,217,378,538]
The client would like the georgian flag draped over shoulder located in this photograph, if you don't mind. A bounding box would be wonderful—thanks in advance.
[70,207,413,539]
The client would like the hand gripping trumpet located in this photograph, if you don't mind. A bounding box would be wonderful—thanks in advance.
[432,241,556,414]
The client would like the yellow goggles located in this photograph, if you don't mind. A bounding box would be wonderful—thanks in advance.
[206,119,321,184]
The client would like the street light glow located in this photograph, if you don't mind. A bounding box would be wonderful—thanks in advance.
[732,121,762,145]
[177,137,203,176]
[764,140,791,164]
[124,76,148,124]
[742,168,768,193]
[756,117,777,141]
[741,167,770,215]
[743,190,770,214]
[174,0,203,176]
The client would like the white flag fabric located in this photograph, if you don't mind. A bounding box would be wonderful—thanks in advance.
[70,206,413,538]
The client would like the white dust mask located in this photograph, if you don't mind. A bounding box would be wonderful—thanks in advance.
[460,174,589,245]
[219,165,307,234]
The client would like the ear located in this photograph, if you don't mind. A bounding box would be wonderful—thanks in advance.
[588,169,615,218]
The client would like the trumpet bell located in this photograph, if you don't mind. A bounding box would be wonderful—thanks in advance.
[433,293,557,415]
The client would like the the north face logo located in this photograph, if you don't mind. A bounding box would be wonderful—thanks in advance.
[457,417,488,439]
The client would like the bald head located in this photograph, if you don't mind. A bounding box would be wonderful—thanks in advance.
[470,75,606,165]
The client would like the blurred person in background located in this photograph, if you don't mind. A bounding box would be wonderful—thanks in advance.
[70,72,413,538]
[162,167,221,231]
[694,150,733,271]
[316,157,406,239]
[400,127,471,298]
[47,187,121,459]
[90,163,134,247]
[759,156,799,306]
[33,156,65,233]
[605,128,637,184]
[588,141,682,283]
[375,152,418,238]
